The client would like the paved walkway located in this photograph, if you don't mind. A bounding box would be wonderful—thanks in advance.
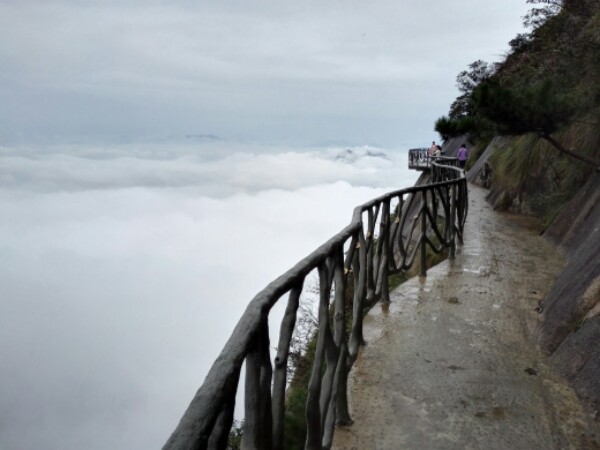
[333,184,599,450]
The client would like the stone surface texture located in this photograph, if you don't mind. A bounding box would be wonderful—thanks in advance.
[542,171,600,417]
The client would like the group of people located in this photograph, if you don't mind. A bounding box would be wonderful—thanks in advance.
[428,141,469,169]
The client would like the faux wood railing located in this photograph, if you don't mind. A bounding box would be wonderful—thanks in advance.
[408,147,457,171]
[408,147,430,169]
[163,158,468,450]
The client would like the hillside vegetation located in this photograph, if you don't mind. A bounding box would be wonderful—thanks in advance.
[437,0,600,224]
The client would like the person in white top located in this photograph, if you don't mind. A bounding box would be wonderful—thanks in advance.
[428,141,437,157]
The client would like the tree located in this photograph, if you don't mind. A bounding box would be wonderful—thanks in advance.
[435,60,497,139]
[435,0,600,167]
[435,116,478,141]
[473,79,600,169]
[449,60,498,119]
[508,33,531,53]
[523,0,563,29]
[456,60,498,96]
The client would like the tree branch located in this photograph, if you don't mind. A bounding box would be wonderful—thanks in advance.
[540,133,600,171]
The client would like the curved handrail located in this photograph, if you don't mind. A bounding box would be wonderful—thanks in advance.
[163,158,468,450]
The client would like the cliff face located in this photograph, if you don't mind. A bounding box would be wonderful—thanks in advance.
[440,136,464,158]
[469,137,600,418]
[542,172,600,415]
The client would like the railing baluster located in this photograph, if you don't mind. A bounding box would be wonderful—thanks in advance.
[397,193,417,270]
[343,235,358,273]
[272,285,303,450]
[321,249,346,449]
[388,195,404,273]
[349,228,367,354]
[207,373,239,450]
[305,263,331,450]
[366,205,379,303]
[334,340,352,427]
[375,199,390,302]
[449,184,457,260]
[242,318,273,450]
[460,179,469,237]
[420,190,428,277]
[319,273,339,430]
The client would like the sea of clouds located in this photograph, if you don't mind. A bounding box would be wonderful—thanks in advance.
[0,142,418,449]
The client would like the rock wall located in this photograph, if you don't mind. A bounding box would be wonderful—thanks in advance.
[440,136,463,158]
[541,172,600,415]
[471,136,600,417]
[466,136,510,190]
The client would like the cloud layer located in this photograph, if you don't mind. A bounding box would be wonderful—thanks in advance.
[0,143,418,449]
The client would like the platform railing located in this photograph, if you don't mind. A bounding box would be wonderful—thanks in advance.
[163,158,468,450]
[408,148,458,170]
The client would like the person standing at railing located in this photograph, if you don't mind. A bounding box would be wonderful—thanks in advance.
[434,145,442,158]
[428,141,437,157]
[457,143,469,168]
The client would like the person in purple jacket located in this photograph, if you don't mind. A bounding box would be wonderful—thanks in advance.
[457,143,469,168]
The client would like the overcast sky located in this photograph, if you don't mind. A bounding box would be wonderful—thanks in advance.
[0,0,529,147]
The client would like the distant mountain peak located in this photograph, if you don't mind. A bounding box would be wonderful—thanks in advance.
[334,147,390,163]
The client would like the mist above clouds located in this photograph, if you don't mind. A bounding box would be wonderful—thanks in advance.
[0,143,417,449]
[1,143,411,195]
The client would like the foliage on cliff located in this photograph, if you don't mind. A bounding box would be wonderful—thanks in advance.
[437,0,600,224]
[437,0,600,161]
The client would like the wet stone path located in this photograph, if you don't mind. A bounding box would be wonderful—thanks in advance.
[333,184,598,450]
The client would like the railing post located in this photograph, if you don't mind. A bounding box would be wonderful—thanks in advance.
[380,200,390,302]
[305,262,331,450]
[242,318,273,450]
[365,207,379,304]
[321,249,346,449]
[419,190,428,277]
[207,382,238,449]
[449,184,457,260]
[349,229,367,352]
[272,285,302,450]
[334,341,352,427]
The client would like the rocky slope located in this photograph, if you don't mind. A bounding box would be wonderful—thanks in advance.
[468,137,600,419]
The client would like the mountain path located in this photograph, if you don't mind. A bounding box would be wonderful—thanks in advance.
[332,184,599,450]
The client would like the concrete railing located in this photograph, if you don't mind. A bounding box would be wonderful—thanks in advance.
[163,158,468,450]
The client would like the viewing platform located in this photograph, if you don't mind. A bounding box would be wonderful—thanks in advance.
[407,148,458,171]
